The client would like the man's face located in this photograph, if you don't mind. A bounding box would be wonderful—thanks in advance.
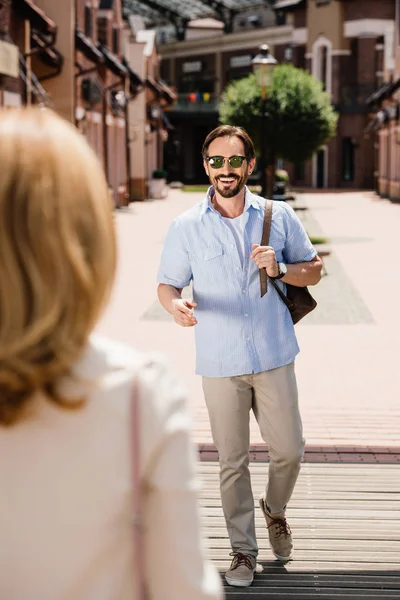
[203,136,255,199]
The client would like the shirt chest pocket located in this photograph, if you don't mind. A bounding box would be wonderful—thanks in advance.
[269,233,285,261]
[193,245,224,262]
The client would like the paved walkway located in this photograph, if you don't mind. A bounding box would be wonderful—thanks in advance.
[96,189,400,597]
[97,188,400,449]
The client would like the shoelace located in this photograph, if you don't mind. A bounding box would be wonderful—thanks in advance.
[267,516,292,538]
[229,552,254,571]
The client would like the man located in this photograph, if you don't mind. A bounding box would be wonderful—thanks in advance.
[157,125,322,587]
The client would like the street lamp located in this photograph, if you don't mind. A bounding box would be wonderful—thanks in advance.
[252,44,277,198]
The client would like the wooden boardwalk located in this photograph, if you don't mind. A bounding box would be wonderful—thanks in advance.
[199,462,400,599]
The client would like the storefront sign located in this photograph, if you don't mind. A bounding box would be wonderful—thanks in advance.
[182,60,202,73]
[0,40,19,79]
[230,55,252,68]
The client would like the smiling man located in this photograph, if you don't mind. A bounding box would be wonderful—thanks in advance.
[157,125,323,587]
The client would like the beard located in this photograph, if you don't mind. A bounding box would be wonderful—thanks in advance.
[210,172,248,198]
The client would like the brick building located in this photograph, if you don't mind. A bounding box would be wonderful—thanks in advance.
[0,0,175,203]
[158,0,396,189]
[0,0,63,109]
[366,0,400,201]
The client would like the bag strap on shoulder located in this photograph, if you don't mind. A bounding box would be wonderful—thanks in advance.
[260,199,273,298]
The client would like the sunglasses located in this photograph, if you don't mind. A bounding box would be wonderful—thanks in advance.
[206,155,247,169]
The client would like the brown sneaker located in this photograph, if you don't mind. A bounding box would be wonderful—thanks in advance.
[225,552,257,587]
[259,494,293,561]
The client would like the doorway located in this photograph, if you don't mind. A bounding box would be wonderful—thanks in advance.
[313,146,328,188]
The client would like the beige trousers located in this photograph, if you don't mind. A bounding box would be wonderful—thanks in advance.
[202,363,304,557]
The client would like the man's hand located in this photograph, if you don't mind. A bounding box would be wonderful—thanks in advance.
[251,243,279,278]
[171,298,198,327]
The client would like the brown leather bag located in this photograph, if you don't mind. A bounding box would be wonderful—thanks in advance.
[259,200,317,324]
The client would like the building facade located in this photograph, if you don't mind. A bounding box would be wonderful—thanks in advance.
[159,0,396,190]
[0,0,63,110]
[0,0,175,203]
[367,0,400,201]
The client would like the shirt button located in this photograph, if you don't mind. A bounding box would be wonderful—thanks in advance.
[245,313,248,317]
[247,337,251,341]
[231,244,235,249]
[242,290,246,294]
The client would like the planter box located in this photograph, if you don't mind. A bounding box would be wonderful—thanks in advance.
[149,178,168,199]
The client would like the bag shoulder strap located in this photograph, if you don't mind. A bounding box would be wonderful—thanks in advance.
[131,377,147,600]
[260,199,273,298]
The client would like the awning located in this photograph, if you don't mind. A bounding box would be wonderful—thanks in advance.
[146,75,163,97]
[386,78,400,98]
[157,79,177,105]
[98,44,128,78]
[31,32,63,69]
[121,59,144,95]
[366,83,392,107]
[14,0,57,36]
[274,0,304,10]
[365,109,389,132]
[76,29,103,64]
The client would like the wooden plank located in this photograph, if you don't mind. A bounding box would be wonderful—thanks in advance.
[200,462,400,597]
[204,528,400,540]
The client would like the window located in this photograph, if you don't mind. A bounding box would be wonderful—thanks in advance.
[312,37,332,94]
[112,27,119,54]
[319,46,328,90]
[342,138,355,182]
[84,5,92,38]
[398,0,400,45]
[97,17,108,46]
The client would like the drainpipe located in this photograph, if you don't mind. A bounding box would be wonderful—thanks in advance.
[102,78,124,207]
[124,87,142,203]
[124,98,132,203]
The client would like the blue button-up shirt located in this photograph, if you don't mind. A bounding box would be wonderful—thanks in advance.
[157,187,317,377]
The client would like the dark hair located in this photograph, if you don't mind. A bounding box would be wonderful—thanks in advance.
[202,125,256,160]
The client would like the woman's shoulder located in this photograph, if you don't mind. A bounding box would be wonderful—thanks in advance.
[74,334,154,379]
[73,335,185,412]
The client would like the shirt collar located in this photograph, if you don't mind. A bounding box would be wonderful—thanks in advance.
[199,186,263,219]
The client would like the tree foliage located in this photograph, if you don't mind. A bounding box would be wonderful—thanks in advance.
[219,65,338,164]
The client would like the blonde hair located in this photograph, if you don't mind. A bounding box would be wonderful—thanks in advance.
[0,108,116,424]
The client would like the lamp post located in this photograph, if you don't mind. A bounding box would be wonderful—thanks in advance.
[252,44,277,198]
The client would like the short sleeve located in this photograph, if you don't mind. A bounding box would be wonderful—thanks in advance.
[281,203,317,264]
[157,219,192,288]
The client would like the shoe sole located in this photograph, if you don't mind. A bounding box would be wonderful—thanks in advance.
[272,552,293,562]
[225,573,255,587]
[259,495,294,562]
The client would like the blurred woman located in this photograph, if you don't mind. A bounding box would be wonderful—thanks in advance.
[0,108,223,600]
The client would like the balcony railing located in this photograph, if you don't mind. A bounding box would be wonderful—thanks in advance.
[169,92,219,113]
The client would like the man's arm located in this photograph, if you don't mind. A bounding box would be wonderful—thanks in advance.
[158,283,197,327]
[278,255,323,287]
[251,246,323,287]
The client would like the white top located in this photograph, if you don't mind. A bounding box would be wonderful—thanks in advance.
[0,335,222,600]
[221,213,246,267]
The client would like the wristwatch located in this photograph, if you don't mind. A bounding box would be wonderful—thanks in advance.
[271,262,287,280]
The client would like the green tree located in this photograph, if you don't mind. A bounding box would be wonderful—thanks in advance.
[219,65,338,166]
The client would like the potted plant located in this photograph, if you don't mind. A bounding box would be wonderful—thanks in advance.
[149,168,168,199]
[273,169,289,201]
